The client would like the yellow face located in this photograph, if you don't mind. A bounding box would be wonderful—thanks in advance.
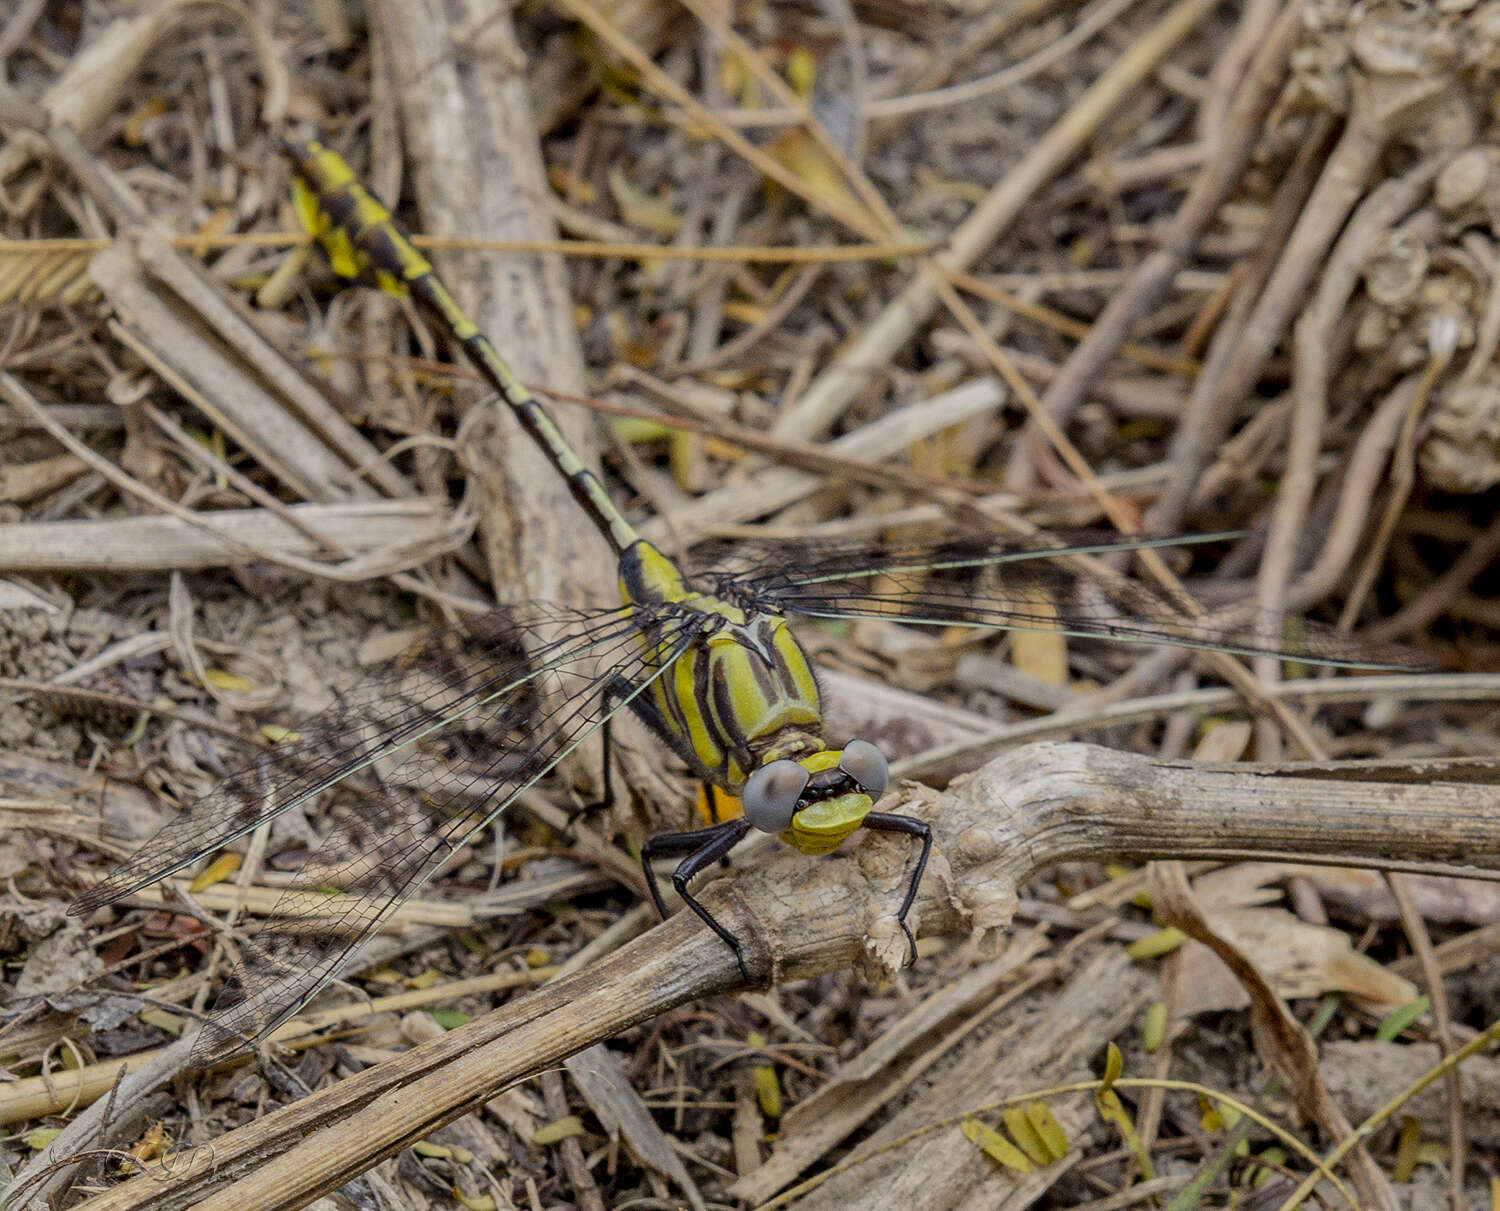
[781,785,873,855]
[766,748,879,856]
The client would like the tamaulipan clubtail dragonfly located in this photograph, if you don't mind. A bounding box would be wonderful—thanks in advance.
[70,138,1426,1065]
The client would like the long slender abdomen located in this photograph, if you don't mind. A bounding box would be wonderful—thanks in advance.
[286,139,640,557]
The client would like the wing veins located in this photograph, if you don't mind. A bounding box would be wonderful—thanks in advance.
[189,611,704,1062]
[72,608,640,913]
[751,530,1242,591]
[785,593,1420,669]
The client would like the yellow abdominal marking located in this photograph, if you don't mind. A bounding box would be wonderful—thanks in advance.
[291,178,360,280]
[620,541,692,603]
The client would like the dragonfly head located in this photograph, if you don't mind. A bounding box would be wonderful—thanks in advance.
[742,740,890,856]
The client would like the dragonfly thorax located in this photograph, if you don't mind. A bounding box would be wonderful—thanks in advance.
[618,540,831,793]
[657,610,826,791]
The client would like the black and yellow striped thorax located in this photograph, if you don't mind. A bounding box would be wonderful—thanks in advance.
[619,541,824,794]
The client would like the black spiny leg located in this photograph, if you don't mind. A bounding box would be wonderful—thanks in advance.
[641,818,754,982]
[572,676,702,835]
[565,678,635,837]
[863,812,932,966]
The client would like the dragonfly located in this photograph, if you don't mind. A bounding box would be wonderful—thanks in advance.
[70,138,1427,1065]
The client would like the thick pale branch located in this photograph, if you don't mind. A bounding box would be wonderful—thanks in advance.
[57,741,1500,1211]
[955,743,1500,881]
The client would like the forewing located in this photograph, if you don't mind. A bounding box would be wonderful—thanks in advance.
[703,531,1429,670]
[71,602,615,915]
[185,605,702,1063]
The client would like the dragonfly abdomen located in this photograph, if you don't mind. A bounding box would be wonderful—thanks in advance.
[286,139,640,556]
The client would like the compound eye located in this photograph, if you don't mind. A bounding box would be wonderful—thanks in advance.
[840,739,889,800]
[742,760,809,833]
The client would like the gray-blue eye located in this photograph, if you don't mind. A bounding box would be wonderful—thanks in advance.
[840,739,888,800]
[742,760,808,832]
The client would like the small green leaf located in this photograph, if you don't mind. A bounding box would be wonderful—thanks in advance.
[1002,1106,1050,1165]
[202,668,253,692]
[1125,927,1187,961]
[746,1032,782,1117]
[1251,1146,1289,1187]
[1376,996,1430,1041]
[122,709,153,746]
[1199,1095,1241,1133]
[1143,1001,1167,1053]
[612,418,673,444]
[188,853,241,892]
[1096,1050,1155,1182]
[1025,1101,1069,1161]
[754,1063,783,1119]
[960,1118,1032,1174]
[1101,1042,1123,1092]
[532,1116,585,1146]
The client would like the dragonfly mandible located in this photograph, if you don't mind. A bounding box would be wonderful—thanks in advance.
[69,139,1427,1064]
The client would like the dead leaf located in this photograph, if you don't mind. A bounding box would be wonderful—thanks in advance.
[1292,866,1500,927]
[1190,719,1251,762]
[763,129,870,228]
[0,454,89,503]
[1172,907,1418,1017]
[607,168,681,237]
[1150,861,1400,1211]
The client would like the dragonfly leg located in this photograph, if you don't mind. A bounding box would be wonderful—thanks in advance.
[570,675,688,836]
[641,818,754,981]
[700,783,736,871]
[571,714,614,824]
[862,812,932,966]
[564,676,638,837]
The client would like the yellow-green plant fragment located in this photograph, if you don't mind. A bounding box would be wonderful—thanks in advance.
[532,1116,586,1146]
[1125,927,1187,961]
[1002,1106,1050,1165]
[1376,996,1430,1041]
[960,1118,1033,1174]
[1143,1001,1167,1053]
[1025,1101,1068,1161]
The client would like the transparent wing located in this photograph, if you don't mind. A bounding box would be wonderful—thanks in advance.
[191,604,703,1064]
[701,531,1430,670]
[72,602,626,915]
[71,602,703,1063]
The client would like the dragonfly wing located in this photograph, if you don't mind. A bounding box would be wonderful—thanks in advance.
[695,530,1237,586]
[704,532,1429,670]
[187,605,704,1063]
[71,603,621,915]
